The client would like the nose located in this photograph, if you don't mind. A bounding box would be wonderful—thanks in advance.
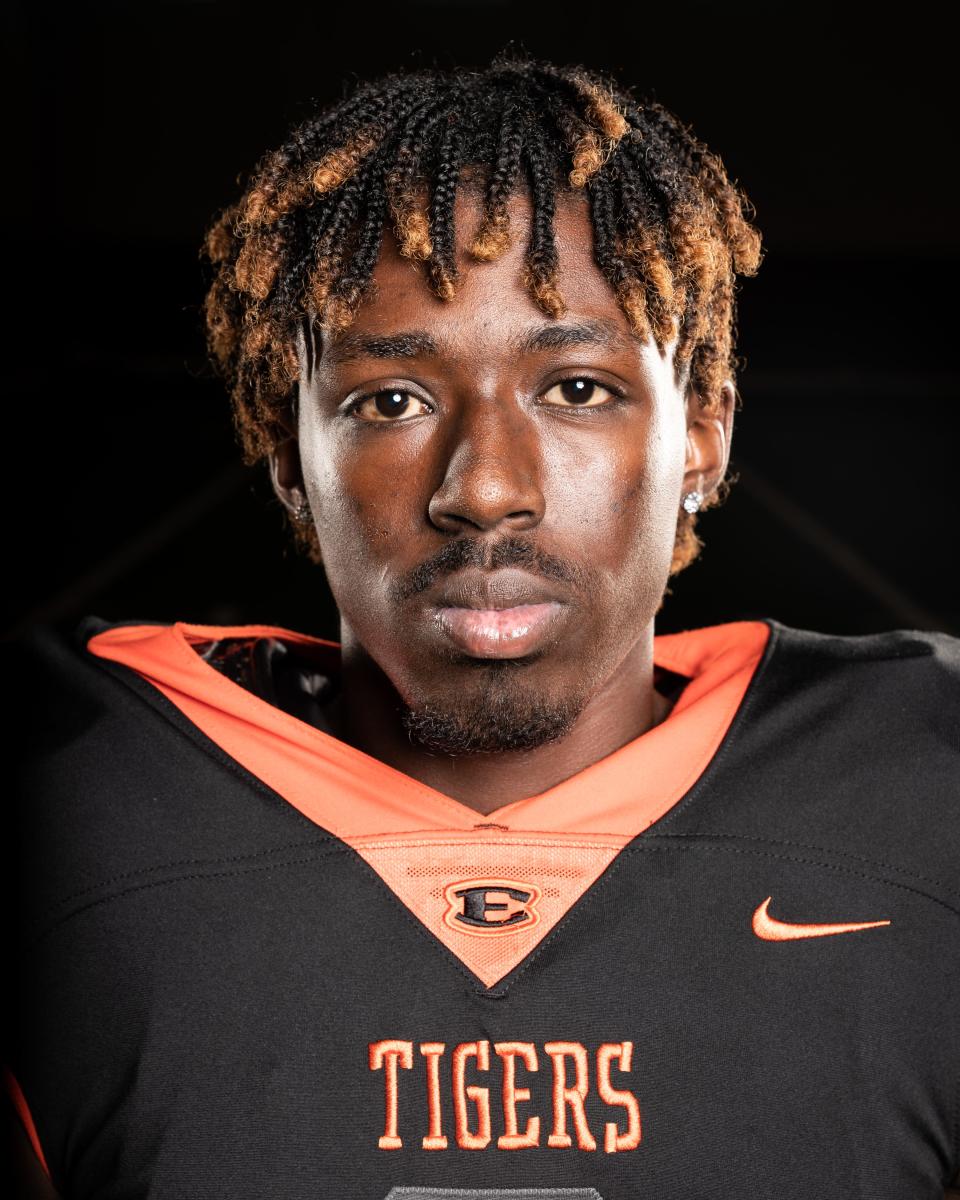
[427,400,546,536]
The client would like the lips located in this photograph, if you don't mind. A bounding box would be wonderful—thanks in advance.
[426,569,570,659]
[434,603,566,658]
[429,568,568,612]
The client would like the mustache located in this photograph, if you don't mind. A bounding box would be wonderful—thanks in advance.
[391,535,591,605]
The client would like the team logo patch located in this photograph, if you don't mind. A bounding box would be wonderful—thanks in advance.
[443,878,542,937]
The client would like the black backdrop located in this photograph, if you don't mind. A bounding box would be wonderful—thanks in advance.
[7,0,958,642]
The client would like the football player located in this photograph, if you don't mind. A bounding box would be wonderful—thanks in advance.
[8,48,959,1199]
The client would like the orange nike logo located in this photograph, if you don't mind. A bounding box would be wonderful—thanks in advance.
[752,895,891,941]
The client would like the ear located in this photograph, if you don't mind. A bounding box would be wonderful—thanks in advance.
[269,319,318,516]
[268,389,307,517]
[682,379,735,500]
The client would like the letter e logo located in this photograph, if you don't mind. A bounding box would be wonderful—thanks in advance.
[442,878,542,938]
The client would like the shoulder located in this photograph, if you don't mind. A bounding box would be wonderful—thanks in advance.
[4,614,168,705]
[759,619,959,728]
[5,616,305,944]
[5,615,175,783]
[716,619,960,894]
[766,617,960,669]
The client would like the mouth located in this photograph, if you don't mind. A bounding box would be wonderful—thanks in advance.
[425,568,571,659]
[433,602,567,659]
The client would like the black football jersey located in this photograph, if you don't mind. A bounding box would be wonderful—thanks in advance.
[6,614,960,1199]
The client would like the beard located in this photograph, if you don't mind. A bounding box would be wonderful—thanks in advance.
[397,658,587,756]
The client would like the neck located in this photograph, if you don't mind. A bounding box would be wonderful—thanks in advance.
[321,630,671,816]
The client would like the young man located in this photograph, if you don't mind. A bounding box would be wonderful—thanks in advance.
[8,50,960,1199]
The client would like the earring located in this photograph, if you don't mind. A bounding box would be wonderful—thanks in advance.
[294,498,312,523]
[681,490,703,514]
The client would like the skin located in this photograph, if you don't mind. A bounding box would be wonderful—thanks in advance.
[269,186,733,816]
[12,190,960,1198]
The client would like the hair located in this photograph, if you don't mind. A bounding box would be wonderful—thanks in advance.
[201,46,762,574]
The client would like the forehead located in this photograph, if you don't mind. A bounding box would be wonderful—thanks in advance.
[342,188,636,345]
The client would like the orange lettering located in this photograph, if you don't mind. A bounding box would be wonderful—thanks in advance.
[419,1042,448,1150]
[494,1042,540,1149]
[597,1042,641,1152]
[544,1041,597,1150]
[369,1039,413,1149]
[452,1040,491,1150]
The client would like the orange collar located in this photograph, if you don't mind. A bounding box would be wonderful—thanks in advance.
[87,619,771,841]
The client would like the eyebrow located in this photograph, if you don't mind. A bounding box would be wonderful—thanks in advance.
[321,318,638,366]
[520,319,639,356]
[323,330,437,365]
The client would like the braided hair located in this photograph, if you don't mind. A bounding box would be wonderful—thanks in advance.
[202,47,762,573]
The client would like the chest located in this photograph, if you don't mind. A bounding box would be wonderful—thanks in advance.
[26,837,959,1198]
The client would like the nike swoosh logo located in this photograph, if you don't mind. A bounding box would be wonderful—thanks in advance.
[752,895,891,941]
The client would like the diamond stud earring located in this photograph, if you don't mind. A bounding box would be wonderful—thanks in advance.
[294,499,312,523]
[682,490,703,514]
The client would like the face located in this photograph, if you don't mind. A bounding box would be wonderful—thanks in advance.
[272,189,732,754]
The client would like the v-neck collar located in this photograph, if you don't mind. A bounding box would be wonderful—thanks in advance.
[86,618,773,841]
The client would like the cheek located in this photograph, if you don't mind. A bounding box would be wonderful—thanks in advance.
[632,414,688,559]
[547,409,686,572]
[297,421,425,568]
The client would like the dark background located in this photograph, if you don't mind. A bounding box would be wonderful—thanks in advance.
[6,0,958,643]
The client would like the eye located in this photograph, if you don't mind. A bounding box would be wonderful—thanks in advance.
[540,377,622,409]
[347,388,431,423]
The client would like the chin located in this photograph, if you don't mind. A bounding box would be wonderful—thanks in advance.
[397,668,586,756]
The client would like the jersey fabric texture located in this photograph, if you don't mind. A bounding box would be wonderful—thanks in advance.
[7,614,960,1200]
